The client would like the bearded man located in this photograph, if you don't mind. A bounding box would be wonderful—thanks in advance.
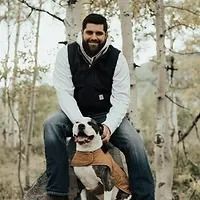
[44,13,155,200]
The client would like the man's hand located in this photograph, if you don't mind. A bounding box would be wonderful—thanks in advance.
[101,125,111,143]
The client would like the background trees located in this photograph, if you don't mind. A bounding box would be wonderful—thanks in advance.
[0,0,199,199]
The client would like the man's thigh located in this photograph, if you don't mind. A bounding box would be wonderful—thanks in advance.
[110,117,143,151]
[44,110,73,138]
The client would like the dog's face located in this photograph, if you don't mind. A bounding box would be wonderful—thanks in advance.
[73,118,103,145]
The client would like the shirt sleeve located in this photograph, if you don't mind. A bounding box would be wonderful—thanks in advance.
[102,53,130,134]
[53,45,84,123]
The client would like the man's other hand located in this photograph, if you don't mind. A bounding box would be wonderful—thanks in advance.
[101,124,111,143]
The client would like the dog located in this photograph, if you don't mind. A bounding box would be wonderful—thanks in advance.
[71,117,132,200]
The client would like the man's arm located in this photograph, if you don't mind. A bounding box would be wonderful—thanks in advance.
[102,53,130,134]
[53,45,84,123]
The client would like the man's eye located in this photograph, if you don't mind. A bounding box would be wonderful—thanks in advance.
[86,31,93,35]
[96,32,103,36]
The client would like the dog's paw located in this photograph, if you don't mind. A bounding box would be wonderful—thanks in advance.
[116,189,132,200]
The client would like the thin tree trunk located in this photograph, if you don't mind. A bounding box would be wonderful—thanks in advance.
[25,0,42,190]
[2,0,11,146]
[117,0,137,126]
[168,22,178,145]
[9,0,21,148]
[64,0,89,43]
[117,0,136,173]
[72,0,90,40]
[154,0,173,200]
[8,1,24,197]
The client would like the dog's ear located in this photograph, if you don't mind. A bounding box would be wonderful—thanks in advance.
[98,123,104,136]
[88,119,100,134]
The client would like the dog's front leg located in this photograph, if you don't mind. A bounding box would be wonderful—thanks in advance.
[103,190,113,200]
[80,189,87,200]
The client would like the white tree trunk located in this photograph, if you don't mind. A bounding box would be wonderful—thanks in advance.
[154,0,173,200]
[117,0,136,174]
[64,0,90,43]
[117,0,137,126]
[9,1,21,147]
[168,26,178,145]
[2,0,11,146]
[25,0,42,189]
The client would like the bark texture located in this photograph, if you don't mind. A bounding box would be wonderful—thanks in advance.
[154,0,173,199]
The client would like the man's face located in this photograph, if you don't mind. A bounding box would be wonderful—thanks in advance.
[82,23,107,56]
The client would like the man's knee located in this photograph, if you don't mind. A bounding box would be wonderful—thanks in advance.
[44,111,66,128]
[43,111,72,144]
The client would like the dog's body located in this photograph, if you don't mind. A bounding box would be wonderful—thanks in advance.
[71,118,132,200]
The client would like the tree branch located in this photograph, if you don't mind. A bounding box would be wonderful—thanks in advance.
[165,5,200,16]
[50,0,68,8]
[165,94,189,109]
[169,49,200,55]
[167,22,196,31]
[178,112,200,143]
[18,0,64,23]
[194,121,200,142]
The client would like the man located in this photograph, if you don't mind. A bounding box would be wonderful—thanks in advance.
[44,13,155,200]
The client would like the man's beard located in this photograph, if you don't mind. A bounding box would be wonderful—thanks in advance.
[82,40,106,57]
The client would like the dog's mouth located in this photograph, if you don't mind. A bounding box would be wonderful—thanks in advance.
[74,131,94,145]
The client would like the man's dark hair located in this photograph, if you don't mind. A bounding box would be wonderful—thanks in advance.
[82,13,108,32]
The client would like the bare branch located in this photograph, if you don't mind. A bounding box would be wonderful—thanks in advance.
[189,190,196,200]
[144,32,156,41]
[19,0,64,23]
[178,112,200,143]
[165,5,200,16]
[194,121,200,142]
[165,94,189,109]
[50,0,68,7]
[169,49,200,55]
[167,23,196,31]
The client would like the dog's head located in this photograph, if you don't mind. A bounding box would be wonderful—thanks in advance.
[72,117,103,146]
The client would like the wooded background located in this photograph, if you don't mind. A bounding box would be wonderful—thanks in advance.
[0,0,199,199]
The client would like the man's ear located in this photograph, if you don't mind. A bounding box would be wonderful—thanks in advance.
[105,32,108,39]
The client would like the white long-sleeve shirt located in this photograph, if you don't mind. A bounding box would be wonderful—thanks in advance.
[53,40,130,134]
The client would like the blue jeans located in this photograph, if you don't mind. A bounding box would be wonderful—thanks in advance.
[44,111,155,199]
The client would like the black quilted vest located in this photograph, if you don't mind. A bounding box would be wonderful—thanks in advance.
[68,42,120,116]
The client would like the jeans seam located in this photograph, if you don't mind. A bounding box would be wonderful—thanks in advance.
[47,191,68,196]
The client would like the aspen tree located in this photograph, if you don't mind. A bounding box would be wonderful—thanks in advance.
[154,0,173,199]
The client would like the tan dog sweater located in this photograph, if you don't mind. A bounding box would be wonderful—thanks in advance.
[71,148,131,194]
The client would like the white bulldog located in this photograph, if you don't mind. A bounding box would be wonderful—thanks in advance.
[71,117,132,200]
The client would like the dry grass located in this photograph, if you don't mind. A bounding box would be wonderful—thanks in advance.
[0,146,45,200]
[0,139,199,200]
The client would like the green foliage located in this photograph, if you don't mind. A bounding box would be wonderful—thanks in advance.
[90,0,119,17]
[18,84,58,139]
[34,84,58,137]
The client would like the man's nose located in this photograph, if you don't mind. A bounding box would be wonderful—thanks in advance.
[90,33,98,40]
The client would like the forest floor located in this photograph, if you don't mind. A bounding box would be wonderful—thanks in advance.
[0,142,200,200]
[0,146,45,200]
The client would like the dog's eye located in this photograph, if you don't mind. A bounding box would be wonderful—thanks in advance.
[87,121,93,126]
[75,122,79,124]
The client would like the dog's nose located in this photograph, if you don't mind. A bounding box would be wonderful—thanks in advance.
[78,124,85,131]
